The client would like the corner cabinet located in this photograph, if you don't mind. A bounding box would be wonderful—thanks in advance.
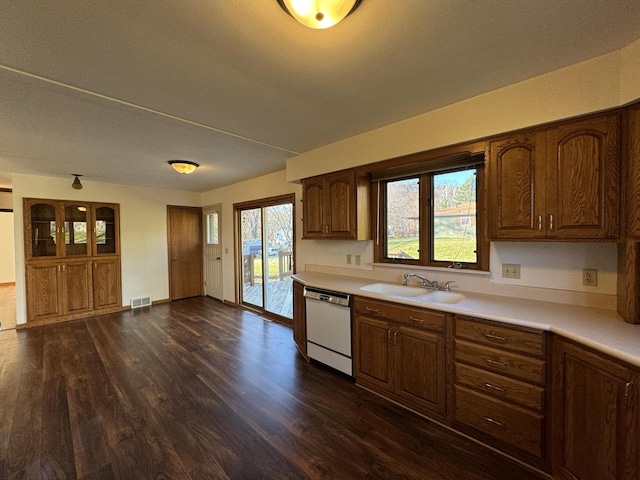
[489,113,620,240]
[552,337,638,480]
[353,296,446,417]
[24,198,122,326]
[301,169,370,240]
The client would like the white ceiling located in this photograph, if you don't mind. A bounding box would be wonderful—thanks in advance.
[1,0,639,192]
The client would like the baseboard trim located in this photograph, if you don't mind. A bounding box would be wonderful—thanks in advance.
[152,298,171,305]
[0,282,16,287]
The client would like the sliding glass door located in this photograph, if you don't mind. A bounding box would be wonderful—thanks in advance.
[236,195,295,321]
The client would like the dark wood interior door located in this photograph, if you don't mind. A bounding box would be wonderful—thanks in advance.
[168,206,203,300]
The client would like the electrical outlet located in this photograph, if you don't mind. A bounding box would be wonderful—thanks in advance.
[355,255,361,265]
[582,269,597,286]
[501,263,521,279]
[346,254,352,265]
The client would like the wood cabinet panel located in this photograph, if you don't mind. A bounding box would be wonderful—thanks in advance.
[455,385,544,457]
[547,115,620,239]
[354,296,445,333]
[293,280,307,359]
[455,316,544,357]
[628,107,640,239]
[394,326,445,414]
[455,362,544,412]
[301,169,370,240]
[62,261,92,314]
[27,263,62,320]
[354,316,393,392]
[93,258,121,311]
[488,113,620,240]
[552,338,638,480]
[354,297,446,417]
[489,132,546,239]
[455,340,545,385]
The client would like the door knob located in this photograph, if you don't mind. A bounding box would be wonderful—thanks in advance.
[216,257,221,260]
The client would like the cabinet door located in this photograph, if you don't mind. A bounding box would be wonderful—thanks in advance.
[326,171,355,238]
[26,263,62,320]
[553,340,637,480]
[628,107,640,239]
[93,258,121,310]
[293,281,307,359]
[354,316,393,392]
[24,198,62,260]
[546,114,620,239]
[302,177,325,238]
[488,132,546,239]
[61,261,92,315]
[394,326,446,415]
[61,202,91,258]
[92,203,120,255]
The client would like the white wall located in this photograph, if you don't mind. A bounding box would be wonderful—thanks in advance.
[202,170,301,304]
[287,38,640,182]
[12,174,202,325]
[0,212,16,283]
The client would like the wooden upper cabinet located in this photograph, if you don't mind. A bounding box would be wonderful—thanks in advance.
[92,203,120,256]
[488,113,621,240]
[489,132,546,239]
[302,169,370,240]
[546,115,620,239]
[627,106,640,239]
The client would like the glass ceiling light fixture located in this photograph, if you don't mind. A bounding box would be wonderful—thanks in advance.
[276,0,363,29]
[168,160,199,174]
[71,174,83,190]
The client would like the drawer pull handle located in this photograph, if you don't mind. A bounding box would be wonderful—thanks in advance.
[409,316,425,323]
[483,333,507,341]
[484,417,504,427]
[484,382,506,393]
[485,358,506,367]
[365,307,379,314]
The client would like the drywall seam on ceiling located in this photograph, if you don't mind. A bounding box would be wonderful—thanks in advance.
[0,64,300,156]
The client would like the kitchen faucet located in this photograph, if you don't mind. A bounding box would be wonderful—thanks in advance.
[403,273,438,290]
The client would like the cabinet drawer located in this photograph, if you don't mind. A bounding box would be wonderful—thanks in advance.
[455,340,545,385]
[455,386,543,458]
[456,316,544,357]
[455,362,544,412]
[354,297,444,333]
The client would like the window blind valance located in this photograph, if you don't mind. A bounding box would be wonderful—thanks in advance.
[370,152,485,182]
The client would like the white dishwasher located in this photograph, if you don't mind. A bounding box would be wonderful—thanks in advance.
[303,286,352,376]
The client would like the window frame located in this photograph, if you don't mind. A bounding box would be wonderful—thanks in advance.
[373,161,488,271]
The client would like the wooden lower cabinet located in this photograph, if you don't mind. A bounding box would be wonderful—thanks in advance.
[453,315,549,468]
[552,338,638,480]
[292,280,307,359]
[92,258,121,310]
[27,260,93,322]
[353,297,446,417]
[26,258,122,326]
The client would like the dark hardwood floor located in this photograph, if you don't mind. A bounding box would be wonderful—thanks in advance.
[0,297,544,479]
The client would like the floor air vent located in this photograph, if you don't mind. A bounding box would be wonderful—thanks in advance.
[131,296,152,309]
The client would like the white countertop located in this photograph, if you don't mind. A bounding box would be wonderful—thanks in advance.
[293,271,640,368]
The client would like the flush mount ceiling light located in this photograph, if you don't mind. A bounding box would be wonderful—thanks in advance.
[71,174,83,190]
[277,0,362,29]
[168,160,199,174]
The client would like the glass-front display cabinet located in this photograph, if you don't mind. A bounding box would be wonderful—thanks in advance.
[92,203,120,255]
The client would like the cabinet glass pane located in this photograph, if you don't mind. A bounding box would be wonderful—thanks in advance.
[95,206,116,254]
[31,203,57,257]
[64,205,88,256]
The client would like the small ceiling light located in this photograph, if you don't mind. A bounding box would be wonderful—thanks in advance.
[277,0,362,29]
[168,160,199,174]
[71,174,83,190]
